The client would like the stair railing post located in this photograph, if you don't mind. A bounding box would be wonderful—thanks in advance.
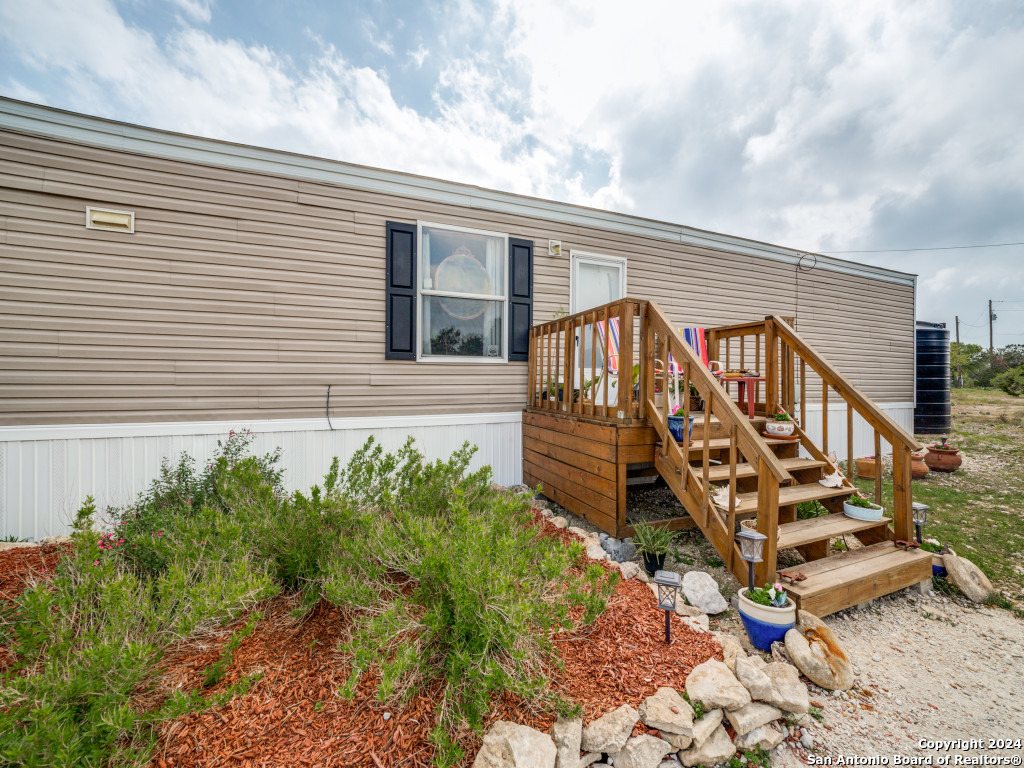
[618,301,634,420]
[892,441,913,541]
[755,461,780,586]
[764,317,777,416]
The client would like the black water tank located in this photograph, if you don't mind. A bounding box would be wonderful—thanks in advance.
[914,320,950,434]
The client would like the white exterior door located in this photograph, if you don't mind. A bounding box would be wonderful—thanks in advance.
[570,252,626,377]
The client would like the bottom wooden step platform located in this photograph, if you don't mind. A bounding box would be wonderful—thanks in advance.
[778,542,932,617]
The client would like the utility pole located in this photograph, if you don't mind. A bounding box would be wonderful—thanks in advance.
[955,315,962,388]
[989,300,996,356]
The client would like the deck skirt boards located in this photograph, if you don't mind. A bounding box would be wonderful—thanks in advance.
[0,412,522,541]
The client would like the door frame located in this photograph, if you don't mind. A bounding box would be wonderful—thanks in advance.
[569,251,627,313]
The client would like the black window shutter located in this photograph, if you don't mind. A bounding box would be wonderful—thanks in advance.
[385,221,417,360]
[507,237,533,361]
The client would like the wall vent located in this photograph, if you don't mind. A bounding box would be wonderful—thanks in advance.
[86,206,134,233]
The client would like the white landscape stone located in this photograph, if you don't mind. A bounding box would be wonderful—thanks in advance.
[689,708,724,747]
[734,655,773,700]
[944,553,994,603]
[472,721,557,768]
[616,561,641,580]
[785,611,854,691]
[716,634,745,673]
[576,754,603,768]
[724,701,783,735]
[734,724,786,751]
[581,704,639,754]
[586,542,609,561]
[685,659,751,711]
[681,571,729,614]
[551,516,569,529]
[762,662,810,714]
[550,716,582,768]
[678,724,736,767]
[638,687,694,736]
[606,735,675,768]
[680,615,710,633]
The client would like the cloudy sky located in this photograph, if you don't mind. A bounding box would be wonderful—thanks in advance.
[2,0,1023,346]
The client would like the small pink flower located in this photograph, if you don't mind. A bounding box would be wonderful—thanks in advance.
[773,582,784,591]
[119,539,124,543]
[157,531,163,536]
[93,560,99,566]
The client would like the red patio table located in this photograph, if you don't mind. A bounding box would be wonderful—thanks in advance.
[722,375,765,418]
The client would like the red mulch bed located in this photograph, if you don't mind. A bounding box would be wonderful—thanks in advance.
[0,513,722,767]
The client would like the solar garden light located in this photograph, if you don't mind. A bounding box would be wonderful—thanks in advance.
[912,502,929,544]
[736,528,767,591]
[653,570,681,644]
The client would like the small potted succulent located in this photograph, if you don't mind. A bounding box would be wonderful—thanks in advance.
[843,493,884,522]
[765,410,796,437]
[920,537,952,577]
[737,582,796,652]
[667,404,695,443]
[924,437,962,473]
[632,521,676,575]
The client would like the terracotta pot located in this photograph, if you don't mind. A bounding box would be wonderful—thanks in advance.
[689,395,704,412]
[910,455,929,479]
[855,457,878,479]
[924,447,962,473]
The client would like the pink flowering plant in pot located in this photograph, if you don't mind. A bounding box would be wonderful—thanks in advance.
[737,581,797,652]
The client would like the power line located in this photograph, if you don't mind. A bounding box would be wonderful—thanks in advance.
[821,241,1024,254]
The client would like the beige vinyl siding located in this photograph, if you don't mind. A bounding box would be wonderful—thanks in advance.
[0,129,914,427]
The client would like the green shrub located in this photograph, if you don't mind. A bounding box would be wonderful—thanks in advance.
[632,521,676,555]
[994,365,1024,397]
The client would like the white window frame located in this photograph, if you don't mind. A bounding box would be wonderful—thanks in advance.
[569,251,627,313]
[416,221,510,364]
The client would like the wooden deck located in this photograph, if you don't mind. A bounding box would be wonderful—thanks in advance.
[524,298,927,616]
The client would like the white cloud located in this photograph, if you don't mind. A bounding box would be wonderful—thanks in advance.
[361,18,394,56]
[408,44,428,68]
[168,0,212,24]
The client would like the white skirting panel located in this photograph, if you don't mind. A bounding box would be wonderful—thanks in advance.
[0,413,524,541]
[796,402,915,464]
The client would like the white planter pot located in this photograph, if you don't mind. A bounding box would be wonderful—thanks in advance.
[843,499,884,522]
[765,420,796,436]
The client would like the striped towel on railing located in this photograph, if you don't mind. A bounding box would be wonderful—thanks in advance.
[594,316,620,374]
[680,327,710,367]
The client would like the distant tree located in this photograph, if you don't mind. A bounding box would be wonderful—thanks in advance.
[949,342,986,387]
[994,365,1024,397]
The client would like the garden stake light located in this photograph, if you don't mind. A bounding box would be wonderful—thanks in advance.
[653,570,681,644]
[913,502,929,544]
[736,528,767,591]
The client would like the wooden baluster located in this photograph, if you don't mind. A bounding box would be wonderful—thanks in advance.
[892,442,913,542]
[784,340,795,414]
[822,380,829,455]
[528,328,535,407]
[642,306,654,421]
[874,430,882,505]
[578,315,585,416]
[618,303,633,420]
[740,336,745,372]
[755,333,761,408]
[539,327,547,410]
[725,337,731,372]
[702,393,711,523]
[563,317,575,415]
[679,355,689,487]
[764,318,777,415]
[755,462,780,586]
[780,340,788,412]
[600,309,610,419]
[589,311,597,417]
[727,423,738,568]
[847,402,854,481]
[800,359,806,428]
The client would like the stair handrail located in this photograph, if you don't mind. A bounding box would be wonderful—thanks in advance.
[646,301,793,483]
[770,316,923,452]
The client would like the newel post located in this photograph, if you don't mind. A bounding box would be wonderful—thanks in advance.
[754,461,780,586]
[764,317,777,416]
[892,442,914,541]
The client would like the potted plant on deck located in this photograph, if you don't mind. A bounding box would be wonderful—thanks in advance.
[924,437,962,473]
[667,405,695,443]
[765,410,796,437]
[737,582,796,652]
[910,452,929,479]
[632,521,676,575]
[843,493,884,522]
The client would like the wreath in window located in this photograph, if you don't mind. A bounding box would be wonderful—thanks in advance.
[434,246,492,320]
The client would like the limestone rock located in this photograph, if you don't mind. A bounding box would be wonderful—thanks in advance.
[724,702,782,735]
[685,659,751,711]
[567,526,590,540]
[473,721,557,768]
[681,571,729,614]
[680,614,710,633]
[762,662,809,714]
[734,655,773,701]
[689,708,724,747]
[944,553,994,603]
[577,754,603,768]
[734,724,785,751]
[581,704,639,753]
[550,716,582,768]
[585,542,609,561]
[716,634,745,673]
[607,735,674,768]
[552,517,569,529]
[678,724,735,767]
[675,602,705,619]
[639,687,694,736]
[637,569,651,583]
[784,611,853,690]
[616,561,641,580]
[660,730,692,750]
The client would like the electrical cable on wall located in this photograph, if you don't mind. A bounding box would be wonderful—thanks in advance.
[326,385,335,431]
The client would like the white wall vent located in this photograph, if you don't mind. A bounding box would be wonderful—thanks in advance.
[86,206,135,233]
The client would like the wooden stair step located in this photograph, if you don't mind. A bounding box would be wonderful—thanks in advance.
[733,483,852,514]
[686,436,792,454]
[704,458,827,482]
[777,512,891,550]
[779,541,932,617]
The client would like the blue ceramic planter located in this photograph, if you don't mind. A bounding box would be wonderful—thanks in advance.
[932,564,947,578]
[737,588,796,652]
[667,415,694,443]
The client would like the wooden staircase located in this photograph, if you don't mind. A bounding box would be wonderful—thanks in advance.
[525,298,932,616]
